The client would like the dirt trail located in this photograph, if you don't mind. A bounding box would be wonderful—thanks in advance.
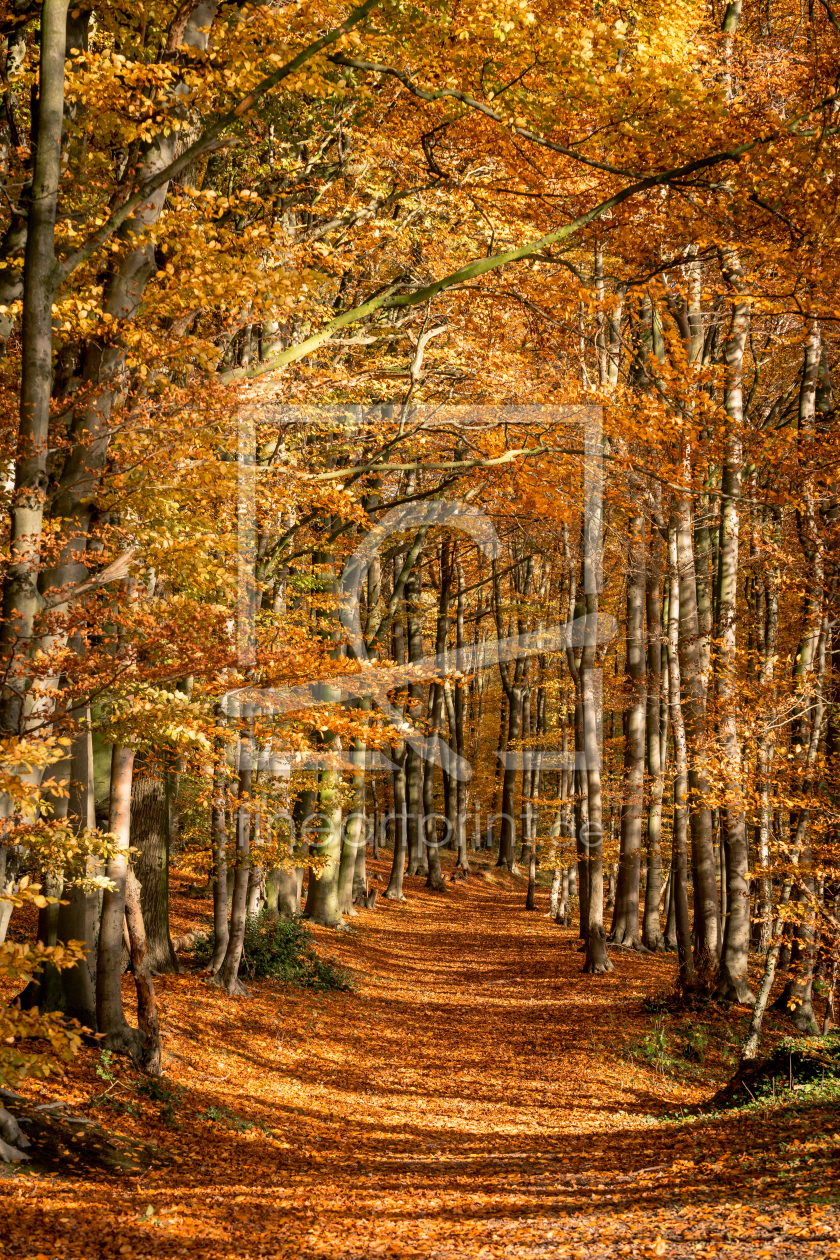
[2,862,839,1258]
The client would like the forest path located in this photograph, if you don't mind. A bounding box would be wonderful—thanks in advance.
[2,859,839,1258]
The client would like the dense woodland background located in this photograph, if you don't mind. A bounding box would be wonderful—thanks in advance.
[0,0,838,1204]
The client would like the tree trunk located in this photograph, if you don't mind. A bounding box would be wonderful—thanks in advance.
[131,758,181,975]
[124,869,162,1075]
[0,0,70,734]
[667,524,696,990]
[580,447,613,975]
[643,523,666,951]
[265,864,300,918]
[96,745,146,1061]
[714,263,755,1006]
[499,688,523,871]
[213,714,254,992]
[405,571,428,877]
[302,728,344,929]
[338,738,365,914]
[384,750,408,900]
[610,514,646,949]
[210,744,230,971]
[676,496,720,980]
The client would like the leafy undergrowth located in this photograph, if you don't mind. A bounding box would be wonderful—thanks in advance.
[189,913,355,990]
[0,858,838,1258]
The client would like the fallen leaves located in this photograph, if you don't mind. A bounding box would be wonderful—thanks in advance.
[1,861,839,1257]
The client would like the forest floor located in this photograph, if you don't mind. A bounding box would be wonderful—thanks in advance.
[1,855,840,1258]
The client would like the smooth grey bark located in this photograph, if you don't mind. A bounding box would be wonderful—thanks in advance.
[676,495,721,979]
[385,593,408,899]
[424,544,452,891]
[303,757,344,927]
[405,571,428,877]
[130,757,181,975]
[564,558,589,944]
[213,712,254,992]
[493,553,532,872]
[96,745,146,1060]
[210,729,230,971]
[450,580,470,870]
[280,861,304,916]
[124,867,162,1075]
[754,534,780,954]
[578,438,612,975]
[610,514,646,948]
[338,736,365,916]
[715,263,755,1006]
[499,683,523,871]
[643,524,666,951]
[667,524,696,989]
[663,865,678,952]
[352,820,368,905]
[52,710,98,1022]
[0,0,70,733]
[385,750,408,900]
[23,10,221,742]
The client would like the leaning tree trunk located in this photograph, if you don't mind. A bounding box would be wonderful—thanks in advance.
[131,755,181,975]
[610,514,646,949]
[124,869,162,1075]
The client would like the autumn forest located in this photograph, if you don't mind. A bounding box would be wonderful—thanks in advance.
[0,0,839,1256]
